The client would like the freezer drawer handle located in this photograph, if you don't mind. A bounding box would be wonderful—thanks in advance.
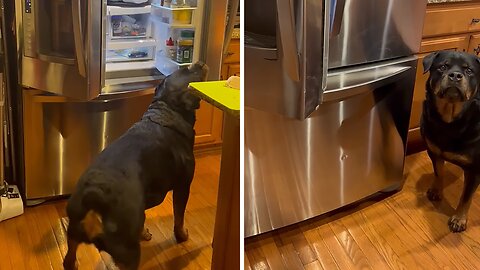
[324,65,412,102]
[72,0,87,77]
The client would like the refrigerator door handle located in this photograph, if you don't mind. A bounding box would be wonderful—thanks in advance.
[323,63,413,103]
[330,0,346,37]
[72,0,87,78]
[276,0,300,81]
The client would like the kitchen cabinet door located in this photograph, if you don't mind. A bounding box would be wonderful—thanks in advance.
[194,101,223,147]
[408,35,469,152]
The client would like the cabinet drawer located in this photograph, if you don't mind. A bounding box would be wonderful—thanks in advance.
[423,3,480,37]
[467,33,480,56]
[223,39,240,64]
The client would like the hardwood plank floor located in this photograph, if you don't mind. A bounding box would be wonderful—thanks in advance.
[245,151,480,270]
[0,152,221,270]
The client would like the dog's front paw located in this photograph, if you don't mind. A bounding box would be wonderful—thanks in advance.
[141,227,153,241]
[448,215,468,232]
[174,226,189,243]
[427,188,442,201]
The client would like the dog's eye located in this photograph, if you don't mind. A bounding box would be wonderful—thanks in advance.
[439,65,447,71]
[466,68,473,75]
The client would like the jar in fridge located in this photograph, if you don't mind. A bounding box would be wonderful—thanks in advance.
[176,30,194,63]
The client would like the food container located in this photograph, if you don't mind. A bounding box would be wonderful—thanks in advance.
[106,46,155,62]
[109,14,151,39]
[151,5,195,25]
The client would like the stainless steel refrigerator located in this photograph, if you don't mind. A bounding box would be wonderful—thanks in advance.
[13,0,228,203]
[245,0,428,237]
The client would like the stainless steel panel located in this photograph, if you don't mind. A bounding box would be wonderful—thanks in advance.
[22,89,153,199]
[201,0,228,80]
[17,0,103,100]
[245,0,329,119]
[244,58,416,237]
[328,0,427,68]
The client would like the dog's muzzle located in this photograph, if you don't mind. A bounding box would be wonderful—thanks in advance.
[438,86,466,101]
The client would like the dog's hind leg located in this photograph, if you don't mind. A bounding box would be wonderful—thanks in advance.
[110,242,141,270]
[63,237,79,270]
[427,150,445,201]
[449,171,480,232]
[173,182,191,243]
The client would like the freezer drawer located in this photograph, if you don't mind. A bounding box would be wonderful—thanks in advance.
[244,58,417,237]
[22,90,153,200]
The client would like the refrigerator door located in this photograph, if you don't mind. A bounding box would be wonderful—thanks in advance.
[245,57,417,237]
[245,0,329,120]
[328,0,427,69]
[20,0,102,100]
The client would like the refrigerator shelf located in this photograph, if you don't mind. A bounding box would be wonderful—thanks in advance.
[156,20,195,28]
[151,4,197,11]
[107,38,156,50]
[166,57,191,66]
[107,5,152,16]
[155,53,191,75]
[106,60,156,72]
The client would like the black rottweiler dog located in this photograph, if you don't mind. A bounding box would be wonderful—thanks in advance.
[421,50,480,232]
[63,62,208,269]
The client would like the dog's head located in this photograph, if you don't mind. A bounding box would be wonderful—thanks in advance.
[423,51,480,102]
[154,61,209,112]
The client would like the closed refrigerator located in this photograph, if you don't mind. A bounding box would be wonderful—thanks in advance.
[245,0,428,237]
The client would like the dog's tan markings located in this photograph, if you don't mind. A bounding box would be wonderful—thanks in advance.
[434,98,465,123]
[425,138,472,165]
[425,137,441,155]
[81,210,103,240]
[443,152,472,165]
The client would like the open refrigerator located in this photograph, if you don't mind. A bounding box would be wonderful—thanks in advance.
[104,0,206,89]
[13,0,228,202]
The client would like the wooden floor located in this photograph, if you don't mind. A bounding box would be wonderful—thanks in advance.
[245,151,480,270]
[0,152,221,270]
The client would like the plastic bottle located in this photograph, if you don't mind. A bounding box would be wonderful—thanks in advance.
[176,30,194,63]
[165,37,176,59]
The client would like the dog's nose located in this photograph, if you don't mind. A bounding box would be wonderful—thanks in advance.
[448,72,464,82]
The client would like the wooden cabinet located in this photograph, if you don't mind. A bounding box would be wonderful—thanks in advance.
[194,38,240,149]
[467,33,480,56]
[407,2,480,153]
[194,101,223,147]
[221,38,240,80]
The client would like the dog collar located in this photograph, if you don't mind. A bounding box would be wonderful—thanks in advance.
[141,101,194,139]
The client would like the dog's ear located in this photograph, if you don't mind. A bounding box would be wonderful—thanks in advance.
[153,79,167,100]
[423,52,439,74]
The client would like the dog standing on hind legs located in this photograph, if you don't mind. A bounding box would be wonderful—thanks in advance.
[63,62,208,269]
[421,50,480,233]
